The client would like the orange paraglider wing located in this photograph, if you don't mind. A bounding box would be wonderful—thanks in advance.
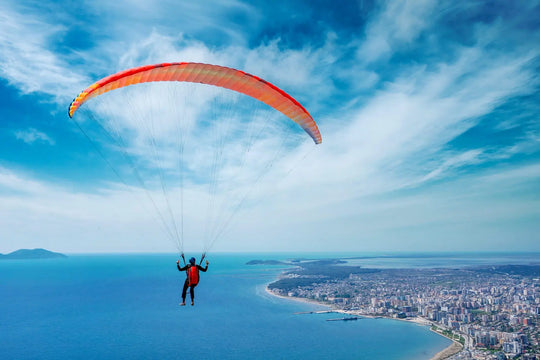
[68,62,321,144]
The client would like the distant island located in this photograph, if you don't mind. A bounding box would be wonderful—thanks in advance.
[0,248,67,260]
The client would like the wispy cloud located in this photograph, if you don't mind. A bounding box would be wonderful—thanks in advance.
[301,43,538,202]
[0,2,88,100]
[1,158,539,252]
[14,128,55,145]
[357,0,437,63]
[87,0,259,47]
[0,166,176,252]
[0,0,539,252]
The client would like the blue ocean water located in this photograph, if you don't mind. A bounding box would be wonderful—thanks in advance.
[0,253,453,359]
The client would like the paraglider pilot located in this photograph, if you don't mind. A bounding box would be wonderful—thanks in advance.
[177,256,209,306]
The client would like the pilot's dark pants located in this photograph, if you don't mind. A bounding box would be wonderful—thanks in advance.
[182,278,196,302]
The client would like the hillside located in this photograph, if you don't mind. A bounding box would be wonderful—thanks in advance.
[0,248,67,260]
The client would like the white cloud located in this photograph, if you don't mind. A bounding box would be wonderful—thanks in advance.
[227,25,540,252]
[2,159,539,253]
[1,0,539,253]
[110,31,337,101]
[357,0,437,63]
[0,2,88,101]
[48,15,540,252]
[14,128,55,145]
[419,149,483,182]
[87,0,259,47]
[0,166,177,253]
[0,0,262,104]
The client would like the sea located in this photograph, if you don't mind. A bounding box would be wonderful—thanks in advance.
[2,252,538,360]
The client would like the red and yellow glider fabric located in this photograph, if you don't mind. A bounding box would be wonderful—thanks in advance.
[68,62,321,144]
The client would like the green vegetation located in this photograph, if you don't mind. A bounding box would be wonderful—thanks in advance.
[442,329,453,338]
[431,325,463,344]
[473,265,540,277]
[246,260,286,265]
[268,277,322,291]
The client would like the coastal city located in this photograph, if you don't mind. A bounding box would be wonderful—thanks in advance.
[264,260,540,360]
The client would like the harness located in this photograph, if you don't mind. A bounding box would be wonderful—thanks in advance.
[188,265,199,286]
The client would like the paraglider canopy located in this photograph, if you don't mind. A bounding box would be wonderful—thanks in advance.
[69,62,321,144]
[69,62,321,254]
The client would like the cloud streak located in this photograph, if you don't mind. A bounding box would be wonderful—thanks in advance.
[14,128,55,145]
[0,2,88,101]
[357,0,437,63]
[0,0,538,252]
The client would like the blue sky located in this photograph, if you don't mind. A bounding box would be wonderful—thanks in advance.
[0,0,539,253]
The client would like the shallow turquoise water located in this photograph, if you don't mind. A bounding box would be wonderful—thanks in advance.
[0,253,450,359]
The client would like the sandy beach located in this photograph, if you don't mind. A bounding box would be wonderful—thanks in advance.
[265,286,332,309]
[429,341,463,360]
[265,286,463,360]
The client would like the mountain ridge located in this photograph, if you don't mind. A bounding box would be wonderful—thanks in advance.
[0,248,67,260]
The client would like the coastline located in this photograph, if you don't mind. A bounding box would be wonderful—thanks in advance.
[265,286,462,360]
[429,341,463,360]
[264,286,332,309]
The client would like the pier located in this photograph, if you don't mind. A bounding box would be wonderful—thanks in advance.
[293,310,335,315]
[326,317,360,322]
